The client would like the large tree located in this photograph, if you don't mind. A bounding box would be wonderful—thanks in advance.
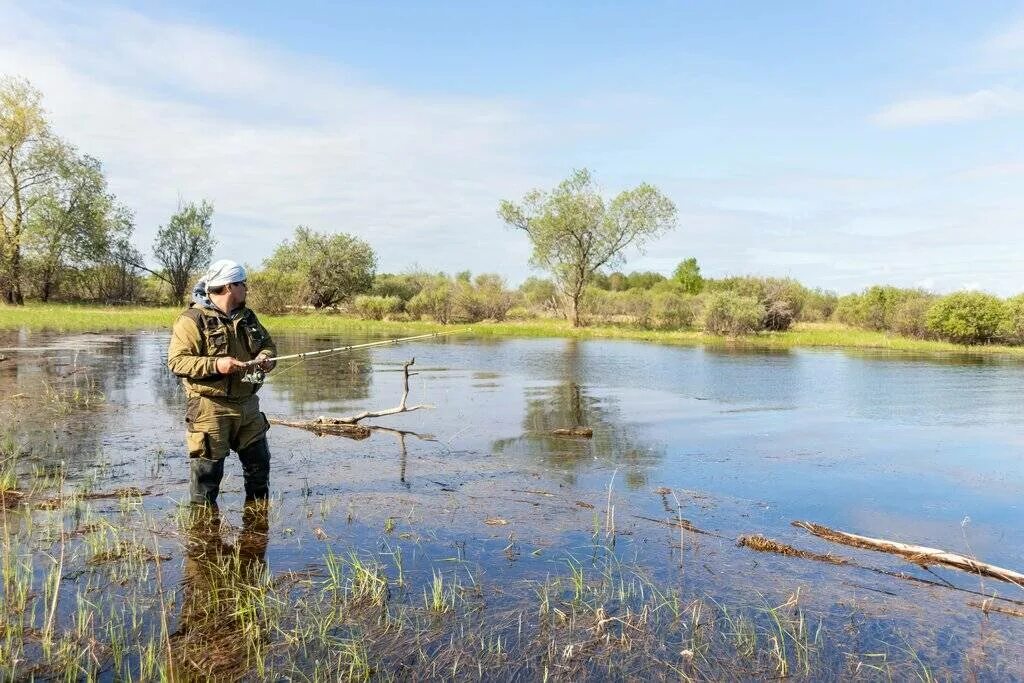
[499,169,677,326]
[25,153,119,301]
[0,77,63,304]
[152,199,216,304]
[264,226,376,308]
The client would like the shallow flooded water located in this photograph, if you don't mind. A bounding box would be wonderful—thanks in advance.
[2,329,1023,679]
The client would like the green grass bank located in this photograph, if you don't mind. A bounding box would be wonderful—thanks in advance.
[2,303,1023,356]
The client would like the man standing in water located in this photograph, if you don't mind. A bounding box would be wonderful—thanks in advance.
[167,260,277,509]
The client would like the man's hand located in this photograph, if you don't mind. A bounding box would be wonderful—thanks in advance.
[215,356,248,374]
[255,352,276,373]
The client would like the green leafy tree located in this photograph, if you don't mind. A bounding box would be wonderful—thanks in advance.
[0,77,64,304]
[672,257,704,294]
[152,200,216,304]
[265,226,376,308]
[498,168,677,326]
[926,291,1007,345]
[25,153,121,301]
[1003,294,1024,345]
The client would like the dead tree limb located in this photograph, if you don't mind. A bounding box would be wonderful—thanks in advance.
[793,520,1024,588]
[329,358,432,424]
[270,358,432,436]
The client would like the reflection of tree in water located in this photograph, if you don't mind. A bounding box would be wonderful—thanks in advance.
[151,342,184,410]
[0,336,142,467]
[266,348,374,413]
[492,339,662,490]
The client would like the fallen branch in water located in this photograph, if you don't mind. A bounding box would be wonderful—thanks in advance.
[553,427,593,438]
[738,534,848,565]
[969,600,1024,618]
[738,531,1024,606]
[269,418,371,439]
[793,520,1024,588]
[271,358,432,436]
[632,514,721,538]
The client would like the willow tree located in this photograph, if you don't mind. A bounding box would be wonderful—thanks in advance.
[499,168,677,326]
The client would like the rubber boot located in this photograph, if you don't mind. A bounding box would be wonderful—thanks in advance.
[238,438,271,502]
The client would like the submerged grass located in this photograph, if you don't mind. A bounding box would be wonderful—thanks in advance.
[3,303,1024,357]
[1,484,1019,680]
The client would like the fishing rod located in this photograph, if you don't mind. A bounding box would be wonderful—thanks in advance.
[240,329,468,383]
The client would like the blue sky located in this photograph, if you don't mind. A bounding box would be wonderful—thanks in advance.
[4,1,1024,293]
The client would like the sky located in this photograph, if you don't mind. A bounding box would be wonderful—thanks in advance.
[3,1,1023,294]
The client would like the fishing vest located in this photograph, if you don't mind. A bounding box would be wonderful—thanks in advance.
[179,306,271,400]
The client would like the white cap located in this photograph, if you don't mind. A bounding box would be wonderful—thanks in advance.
[204,259,246,289]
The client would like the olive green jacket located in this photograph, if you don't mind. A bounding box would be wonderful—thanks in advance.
[167,305,277,400]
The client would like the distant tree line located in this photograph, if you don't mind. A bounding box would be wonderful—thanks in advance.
[4,77,1022,346]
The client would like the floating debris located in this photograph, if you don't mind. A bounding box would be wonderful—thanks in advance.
[552,426,593,438]
[793,520,1024,587]
[737,534,848,565]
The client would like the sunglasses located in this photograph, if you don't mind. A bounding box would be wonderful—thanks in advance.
[229,281,248,289]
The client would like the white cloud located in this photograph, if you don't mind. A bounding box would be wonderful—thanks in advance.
[0,1,550,275]
[979,16,1024,70]
[872,87,1024,126]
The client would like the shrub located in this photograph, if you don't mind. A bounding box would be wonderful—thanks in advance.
[520,277,560,316]
[407,279,454,324]
[705,276,807,331]
[926,292,1007,345]
[455,274,518,322]
[1003,294,1024,344]
[353,294,403,320]
[264,226,376,309]
[246,268,303,315]
[800,289,838,322]
[650,290,700,329]
[762,299,794,331]
[371,274,422,302]
[891,295,935,338]
[700,291,764,336]
[833,286,929,331]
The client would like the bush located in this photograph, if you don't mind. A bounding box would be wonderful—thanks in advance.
[705,276,807,331]
[246,268,303,315]
[650,289,700,329]
[264,226,376,308]
[926,292,1007,345]
[519,277,560,316]
[835,286,928,331]
[455,274,518,322]
[407,279,455,324]
[891,295,935,338]
[353,294,403,320]
[800,289,838,322]
[583,287,652,326]
[700,291,764,336]
[1003,294,1024,344]
[371,274,422,303]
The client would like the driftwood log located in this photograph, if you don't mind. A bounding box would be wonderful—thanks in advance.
[270,358,432,438]
[552,426,593,438]
[793,520,1024,588]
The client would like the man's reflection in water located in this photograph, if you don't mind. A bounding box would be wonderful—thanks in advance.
[171,503,270,678]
